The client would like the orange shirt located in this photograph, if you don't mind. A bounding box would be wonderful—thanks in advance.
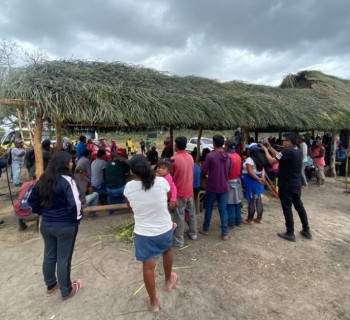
[171,150,194,199]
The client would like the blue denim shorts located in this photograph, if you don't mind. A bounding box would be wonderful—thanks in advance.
[134,228,173,262]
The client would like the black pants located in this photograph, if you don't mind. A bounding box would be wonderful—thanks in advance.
[278,186,309,234]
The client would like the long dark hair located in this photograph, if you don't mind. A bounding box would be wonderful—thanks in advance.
[35,151,73,207]
[129,155,155,191]
[249,149,264,172]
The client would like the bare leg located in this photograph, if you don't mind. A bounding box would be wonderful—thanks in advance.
[163,248,177,291]
[162,248,173,284]
[143,259,159,312]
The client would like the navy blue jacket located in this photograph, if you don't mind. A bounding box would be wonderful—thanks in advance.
[28,175,83,227]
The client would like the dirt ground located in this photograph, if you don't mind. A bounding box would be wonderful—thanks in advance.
[0,169,350,320]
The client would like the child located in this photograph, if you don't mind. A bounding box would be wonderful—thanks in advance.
[156,158,177,211]
[156,158,177,230]
[124,155,177,313]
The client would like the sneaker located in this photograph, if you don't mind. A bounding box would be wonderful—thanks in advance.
[235,223,242,227]
[277,232,296,242]
[222,235,229,241]
[18,224,27,231]
[243,219,253,225]
[228,225,235,229]
[188,234,197,240]
[86,212,97,218]
[253,218,262,224]
[198,229,209,236]
[300,230,312,240]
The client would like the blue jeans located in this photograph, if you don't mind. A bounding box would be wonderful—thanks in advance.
[41,225,79,297]
[203,191,228,236]
[11,162,22,185]
[84,192,99,207]
[107,186,125,205]
[227,203,242,227]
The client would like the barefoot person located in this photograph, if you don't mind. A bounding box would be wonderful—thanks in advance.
[261,133,312,242]
[28,152,83,300]
[124,155,177,313]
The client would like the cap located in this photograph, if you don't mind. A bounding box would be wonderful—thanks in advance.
[245,143,259,149]
[226,139,237,149]
[15,138,24,144]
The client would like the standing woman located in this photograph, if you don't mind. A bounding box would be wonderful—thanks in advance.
[311,138,326,186]
[242,145,266,224]
[28,151,83,300]
[124,155,177,313]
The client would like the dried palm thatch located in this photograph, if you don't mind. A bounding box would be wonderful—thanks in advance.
[280,70,350,128]
[1,61,350,130]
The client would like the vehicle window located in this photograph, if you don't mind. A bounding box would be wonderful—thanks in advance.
[191,138,197,144]
[1,132,14,145]
[201,138,212,144]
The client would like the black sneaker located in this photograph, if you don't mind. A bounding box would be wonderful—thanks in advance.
[277,232,296,242]
[300,230,312,240]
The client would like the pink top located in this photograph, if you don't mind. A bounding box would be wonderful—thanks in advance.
[171,150,194,199]
[163,173,177,202]
[312,148,326,167]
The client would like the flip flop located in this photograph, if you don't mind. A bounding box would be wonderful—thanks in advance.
[46,282,59,296]
[166,272,178,292]
[62,279,83,301]
[146,296,160,313]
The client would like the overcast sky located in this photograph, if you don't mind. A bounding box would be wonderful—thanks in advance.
[1,0,350,85]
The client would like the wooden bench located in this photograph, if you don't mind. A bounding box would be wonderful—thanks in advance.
[194,190,206,214]
[83,203,129,213]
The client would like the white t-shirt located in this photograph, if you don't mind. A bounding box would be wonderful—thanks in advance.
[243,157,261,174]
[300,142,308,163]
[124,176,172,236]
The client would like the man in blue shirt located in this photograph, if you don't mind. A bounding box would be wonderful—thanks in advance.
[76,136,87,160]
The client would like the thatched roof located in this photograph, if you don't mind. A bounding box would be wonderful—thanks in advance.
[1,61,350,130]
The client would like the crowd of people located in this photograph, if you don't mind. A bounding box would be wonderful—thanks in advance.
[0,131,349,311]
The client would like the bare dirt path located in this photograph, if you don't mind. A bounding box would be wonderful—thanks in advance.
[0,174,349,320]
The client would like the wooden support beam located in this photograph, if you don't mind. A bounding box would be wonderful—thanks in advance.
[83,203,129,213]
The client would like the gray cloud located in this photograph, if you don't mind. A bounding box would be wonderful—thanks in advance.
[0,0,349,84]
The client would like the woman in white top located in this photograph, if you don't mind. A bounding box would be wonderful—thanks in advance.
[242,145,266,224]
[124,155,177,313]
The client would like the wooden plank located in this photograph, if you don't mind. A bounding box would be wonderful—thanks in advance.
[83,203,129,213]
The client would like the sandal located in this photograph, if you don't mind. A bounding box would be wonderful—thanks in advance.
[165,272,178,292]
[146,296,160,313]
[46,282,59,296]
[62,279,83,301]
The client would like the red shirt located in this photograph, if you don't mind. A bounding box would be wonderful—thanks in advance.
[227,152,242,180]
[171,150,194,199]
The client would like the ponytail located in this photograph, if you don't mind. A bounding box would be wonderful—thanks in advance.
[129,155,155,191]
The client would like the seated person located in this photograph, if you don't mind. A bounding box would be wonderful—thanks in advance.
[147,146,159,166]
[336,144,347,176]
[91,149,108,204]
[14,179,38,231]
[305,155,315,181]
[105,153,130,214]
[75,166,99,217]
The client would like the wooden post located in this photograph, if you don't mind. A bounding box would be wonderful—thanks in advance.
[345,131,350,192]
[241,127,249,151]
[16,109,24,141]
[169,126,174,154]
[255,131,259,143]
[34,111,44,179]
[329,131,338,177]
[53,118,62,154]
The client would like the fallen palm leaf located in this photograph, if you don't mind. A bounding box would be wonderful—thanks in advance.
[71,259,89,269]
[133,283,145,296]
